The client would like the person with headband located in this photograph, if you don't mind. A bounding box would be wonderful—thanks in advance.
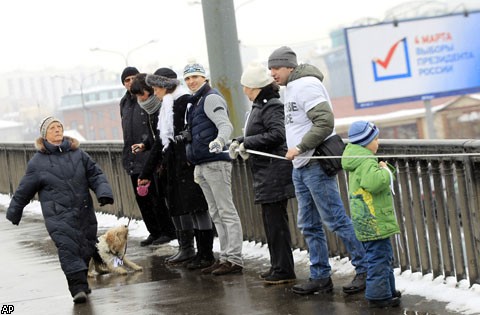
[6,116,114,303]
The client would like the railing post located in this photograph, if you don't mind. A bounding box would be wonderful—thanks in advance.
[444,160,467,281]
[397,159,413,271]
[420,160,442,278]
[456,159,479,285]
[466,156,480,285]
[431,160,455,278]
[414,160,432,274]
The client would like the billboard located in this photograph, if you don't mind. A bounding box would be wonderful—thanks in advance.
[345,11,480,109]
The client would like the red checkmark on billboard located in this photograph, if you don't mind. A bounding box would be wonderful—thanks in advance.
[373,39,403,69]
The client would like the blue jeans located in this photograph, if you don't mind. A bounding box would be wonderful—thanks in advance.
[364,238,396,300]
[194,161,243,267]
[293,161,367,279]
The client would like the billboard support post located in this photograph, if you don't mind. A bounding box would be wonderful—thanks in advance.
[424,99,437,139]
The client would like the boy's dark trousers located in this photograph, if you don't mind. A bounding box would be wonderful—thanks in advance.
[363,238,396,300]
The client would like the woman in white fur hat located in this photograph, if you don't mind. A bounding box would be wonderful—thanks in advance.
[137,69,216,270]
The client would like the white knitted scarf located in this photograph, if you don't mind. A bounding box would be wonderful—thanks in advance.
[158,85,190,151]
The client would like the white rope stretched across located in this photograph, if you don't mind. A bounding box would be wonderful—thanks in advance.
[226,149,480,160]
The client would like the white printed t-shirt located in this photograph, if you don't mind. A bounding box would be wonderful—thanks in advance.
[284,76,334,169]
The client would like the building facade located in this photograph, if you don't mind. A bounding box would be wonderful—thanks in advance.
[59,85,124,140]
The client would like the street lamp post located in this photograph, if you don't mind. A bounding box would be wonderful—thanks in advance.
[53,70,104,140]
[90,39,159,66]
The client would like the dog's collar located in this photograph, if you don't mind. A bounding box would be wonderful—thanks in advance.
[104,250,125,259]
[106,249,124,259]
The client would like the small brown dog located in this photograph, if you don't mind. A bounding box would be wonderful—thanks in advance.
[88,225,143,277]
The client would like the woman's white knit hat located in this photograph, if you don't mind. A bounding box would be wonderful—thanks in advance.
[240,62,274,89]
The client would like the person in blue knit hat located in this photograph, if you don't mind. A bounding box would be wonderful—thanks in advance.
[341,120,402,309]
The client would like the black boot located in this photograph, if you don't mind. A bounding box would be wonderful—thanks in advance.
[168,230,195,264]
[186,229,215,270]
[185,230,203,269]
[66,271,89,302]
[165,230,182,263]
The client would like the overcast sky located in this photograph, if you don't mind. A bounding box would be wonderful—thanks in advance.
[1,0,479,74]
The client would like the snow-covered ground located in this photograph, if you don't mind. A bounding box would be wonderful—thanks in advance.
[1,193,479,314]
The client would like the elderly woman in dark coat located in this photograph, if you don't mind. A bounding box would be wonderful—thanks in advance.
[6,116,114,304]
[229,62,296,284]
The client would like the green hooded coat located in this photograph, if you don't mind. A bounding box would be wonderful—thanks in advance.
[341,143,400,241]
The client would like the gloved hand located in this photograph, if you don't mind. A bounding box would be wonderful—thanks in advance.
[228,140,240,159]
[6,212,20,225]
[136,182,151,197]
[99,197,114,207]
[209,138,224,154]
[174,130,192,143]
[238,143,249,160]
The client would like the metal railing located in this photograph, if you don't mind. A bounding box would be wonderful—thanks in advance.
[1,139,479,287]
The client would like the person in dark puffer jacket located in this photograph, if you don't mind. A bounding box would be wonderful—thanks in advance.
[229,62,296,284]
[181,60,244,276]
[6,116,114,304]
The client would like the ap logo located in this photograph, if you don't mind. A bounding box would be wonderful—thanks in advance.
[1,305,14,314]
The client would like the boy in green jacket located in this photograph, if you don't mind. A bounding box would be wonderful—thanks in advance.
[341,120,401,308]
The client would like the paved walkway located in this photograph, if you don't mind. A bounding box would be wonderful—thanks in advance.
[0,206,462,315]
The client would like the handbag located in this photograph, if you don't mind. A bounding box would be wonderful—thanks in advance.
[314,134,345,176]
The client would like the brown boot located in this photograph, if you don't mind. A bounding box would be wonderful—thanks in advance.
[201,260,221,274]
[342,272,366,294]
[211,261,243,276]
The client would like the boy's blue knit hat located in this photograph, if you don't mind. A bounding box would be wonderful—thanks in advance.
[348,120,379,146]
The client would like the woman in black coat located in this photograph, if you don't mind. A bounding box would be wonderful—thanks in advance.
[123,71,176,246]
[138,69,214,270]
[6,117,114,304]
[229,62,296,284]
